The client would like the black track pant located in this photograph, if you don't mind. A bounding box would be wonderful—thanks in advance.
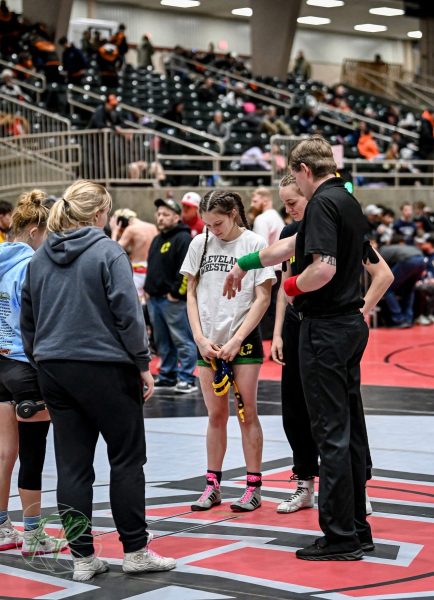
[37,360,148,558]
[299,312,371,544]
[282,307,372,481]
[281,307,319,479]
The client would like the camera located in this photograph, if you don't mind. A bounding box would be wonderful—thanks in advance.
[117,216,129,228]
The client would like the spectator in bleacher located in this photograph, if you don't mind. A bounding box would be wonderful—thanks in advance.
[259,106,291,136]
[413,201,432,234]
[0,69,30,102]
[357,124,382,160]
[97,41,120,88]
[196,77,218,103]
[29,26,62,83]
[292,50,311,80]
[14,52,35,81]
[0,200,12,243]
[418,109,434,160]
[297,106,316,134]
[239,141,271,173]
[181,192,204,238]
[263,142,287,178]
[110,24,129,65]
[138,35,154,70]
[162,100,185,126]
[91,30,102,53]
[88,94,125,131]
[222,81,245,108]
[167,45,190,79]
[198,42,216,65]
[376,208,395,246]
[383,104,400,127]
[380,234,426,328]
[363,204,382,235]
[207,110,229,140]
[414,233,434,325]
[58,37,88,86]
[393,202,417,245]
[0,0,20,55]
[80,28,93,57]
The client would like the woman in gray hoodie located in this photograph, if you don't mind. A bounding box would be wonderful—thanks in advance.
[20,180,176,581]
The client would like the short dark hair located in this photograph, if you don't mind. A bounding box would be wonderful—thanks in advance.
[289,135,337,179]
[0,200,13,215]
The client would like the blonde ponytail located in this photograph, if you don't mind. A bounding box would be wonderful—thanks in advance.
[47,180,112,233]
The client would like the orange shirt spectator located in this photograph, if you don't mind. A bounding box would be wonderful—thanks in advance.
[358,131,381,160]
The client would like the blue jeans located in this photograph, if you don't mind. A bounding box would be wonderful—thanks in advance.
[147,297,196,384]
[384,256,426,324]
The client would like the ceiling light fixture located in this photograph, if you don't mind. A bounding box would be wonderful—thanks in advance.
[407,30,422,38]
[160,0,200,8]
[354,23,388,33]
[297,16,331,25]
[369,7,404,16]
[307,0,344,7]
[231,7,253,17]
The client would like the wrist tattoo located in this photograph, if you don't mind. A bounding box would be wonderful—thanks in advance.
[320,254,336,266]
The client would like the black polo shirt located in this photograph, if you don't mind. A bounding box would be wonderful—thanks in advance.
[293,177,368,316]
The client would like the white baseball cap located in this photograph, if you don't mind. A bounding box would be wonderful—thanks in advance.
[181,192,201,208]
[364,204,382,216]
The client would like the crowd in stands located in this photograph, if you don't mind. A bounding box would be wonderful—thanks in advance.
[0,0,433,187]
[362,201,434,327]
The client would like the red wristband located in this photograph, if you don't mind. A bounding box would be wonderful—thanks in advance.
[284,275,304,297]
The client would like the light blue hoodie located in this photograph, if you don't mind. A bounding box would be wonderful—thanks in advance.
[0,242,34,362]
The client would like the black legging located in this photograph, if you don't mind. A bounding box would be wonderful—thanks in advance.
[18,421,50,490]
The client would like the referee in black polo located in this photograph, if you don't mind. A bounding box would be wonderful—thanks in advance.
[224,135,389,561]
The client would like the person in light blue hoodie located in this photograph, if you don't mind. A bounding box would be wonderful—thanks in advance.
[0,189,66,557]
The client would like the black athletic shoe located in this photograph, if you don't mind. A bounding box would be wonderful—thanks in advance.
[358,532,375,552]
[296,537,364,561]
[153,378,177,391]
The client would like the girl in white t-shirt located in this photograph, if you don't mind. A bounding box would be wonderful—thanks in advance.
[180,190,275,512]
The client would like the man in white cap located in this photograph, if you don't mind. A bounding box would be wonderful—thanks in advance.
[181,192,204,238]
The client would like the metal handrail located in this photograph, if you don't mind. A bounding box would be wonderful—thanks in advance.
[67,85,224,155]
[0,58,46,97]
[175,55,419,141]
[0,92,71,133]
[174,55,294,102]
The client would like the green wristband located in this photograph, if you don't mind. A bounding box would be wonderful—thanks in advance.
[237,251,263,271]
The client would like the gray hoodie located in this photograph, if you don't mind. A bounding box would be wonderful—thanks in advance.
[20,227,150,371]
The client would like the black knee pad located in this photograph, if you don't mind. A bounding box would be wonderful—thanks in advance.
[17,421,50,490]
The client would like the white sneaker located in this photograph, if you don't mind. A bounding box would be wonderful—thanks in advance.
[415,315,431,326]
[122,546,176,573]
[277,478,315,513]
[73,555,109,581]
[366,490,373,516]
[0,518,23,551]
[22,528,68,556]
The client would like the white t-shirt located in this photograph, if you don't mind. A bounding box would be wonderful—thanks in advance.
[253,209,285,272]
[180,229,276,345]
[253,208,285,246]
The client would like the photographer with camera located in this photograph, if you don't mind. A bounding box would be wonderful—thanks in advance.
[0,190,66,556]
[110,208,157,303]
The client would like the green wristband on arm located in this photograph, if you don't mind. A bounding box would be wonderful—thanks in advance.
[237,251,263,271]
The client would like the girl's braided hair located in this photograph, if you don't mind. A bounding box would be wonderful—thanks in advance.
[196,190,249,282]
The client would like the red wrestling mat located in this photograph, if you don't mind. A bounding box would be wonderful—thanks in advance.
[260,326,434,389]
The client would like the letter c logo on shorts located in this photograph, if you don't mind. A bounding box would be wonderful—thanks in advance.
[239,343,253,356]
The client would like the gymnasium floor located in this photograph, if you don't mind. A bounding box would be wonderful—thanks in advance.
[2,327,434,600]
